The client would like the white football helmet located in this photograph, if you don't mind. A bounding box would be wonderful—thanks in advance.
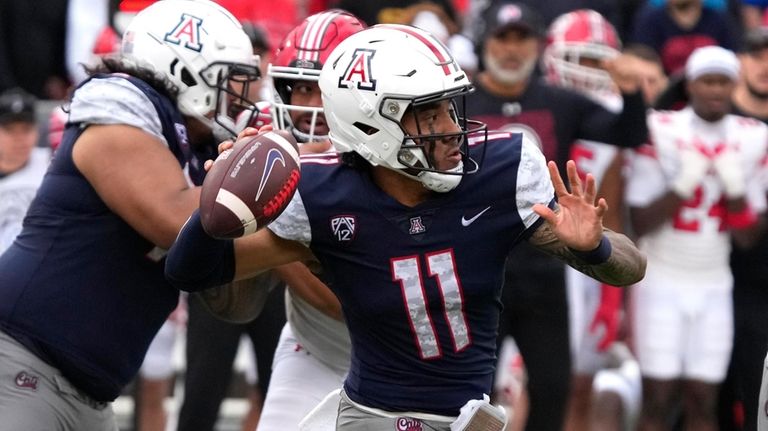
[121,0,260,137]
[542,9,621,97]
[318,24,486,192]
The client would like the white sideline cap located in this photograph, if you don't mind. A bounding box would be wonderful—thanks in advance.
[685,45,739,81]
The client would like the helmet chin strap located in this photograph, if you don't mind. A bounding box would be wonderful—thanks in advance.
[212,121,235,143]
[417,162,463,193]
[210,107,242,142]
[397,139,464,193]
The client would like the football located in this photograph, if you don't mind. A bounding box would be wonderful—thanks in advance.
[199,129,300,239]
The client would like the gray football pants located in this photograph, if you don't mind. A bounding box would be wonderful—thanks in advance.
[0,329,118,431]
[336,389,454,431]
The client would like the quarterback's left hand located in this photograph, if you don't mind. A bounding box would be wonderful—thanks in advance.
[533,160,607,251]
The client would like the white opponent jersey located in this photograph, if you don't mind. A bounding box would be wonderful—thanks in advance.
[626,107,768,285]
[0,147,50,253]
[275,144,352,375]
[285,291,351,375]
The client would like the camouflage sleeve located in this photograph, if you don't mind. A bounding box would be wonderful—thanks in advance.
[267,190,312,247]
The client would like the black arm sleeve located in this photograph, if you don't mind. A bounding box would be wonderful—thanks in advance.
[165,210,236,292]
[577,90,648,148]
[612,90,648,148]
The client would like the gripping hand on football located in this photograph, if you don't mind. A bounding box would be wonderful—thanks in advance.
[204,126,271,172]
[533,160,607,252]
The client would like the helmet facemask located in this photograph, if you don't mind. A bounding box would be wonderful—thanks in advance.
[545,43,619,95]
[203,61,261,140]
[384,88,487,192]
[271,68,327,143]
[543,9,622,98]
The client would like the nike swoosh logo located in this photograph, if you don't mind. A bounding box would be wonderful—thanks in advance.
[254,148,286,202]
[461,206,491,227]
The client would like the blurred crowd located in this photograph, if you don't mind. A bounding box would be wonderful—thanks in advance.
[3,0,768,100]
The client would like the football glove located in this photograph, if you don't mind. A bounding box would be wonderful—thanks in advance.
[712,146,746,199]
[670,146,711,199]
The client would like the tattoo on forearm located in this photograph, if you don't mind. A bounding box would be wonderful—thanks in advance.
[528,224,646,286]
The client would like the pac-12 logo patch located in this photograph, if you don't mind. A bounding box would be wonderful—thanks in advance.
[165,13,204,52]
[338,48,376,91]
[330,215,356,242]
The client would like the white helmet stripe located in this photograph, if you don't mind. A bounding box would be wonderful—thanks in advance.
[299,10,341,62]
[298,14,318,60]
[378,24,458,75]
[588,10,605,44]
[306,11,337,61]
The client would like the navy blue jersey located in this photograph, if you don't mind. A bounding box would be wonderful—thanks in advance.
[269,132,555,415]
[0,75,199,401]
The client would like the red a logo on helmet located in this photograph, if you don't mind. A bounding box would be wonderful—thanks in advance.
[165,14,203,52]
[338,49,376,91]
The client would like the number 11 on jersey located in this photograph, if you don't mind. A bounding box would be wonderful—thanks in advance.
[391,249,471,360]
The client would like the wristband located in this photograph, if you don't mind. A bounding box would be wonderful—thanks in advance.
[569,235,612,265]
[726,206,758,229]
[165,210,236,292]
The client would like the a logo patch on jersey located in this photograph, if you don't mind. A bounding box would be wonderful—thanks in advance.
[14,371,38,391]
[331,215,356,241]
[395,417,423,431]
[165,14,204,52]
[409,216,426,234]
[338,49,376,91]
[461,206,491,227]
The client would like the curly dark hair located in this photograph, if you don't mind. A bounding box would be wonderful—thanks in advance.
[84,55,179,103]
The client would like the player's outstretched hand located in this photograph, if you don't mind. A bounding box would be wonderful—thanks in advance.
[203,125,274,172]
[533,160,607,251]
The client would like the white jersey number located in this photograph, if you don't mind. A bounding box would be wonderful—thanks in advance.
[391,250,471,360]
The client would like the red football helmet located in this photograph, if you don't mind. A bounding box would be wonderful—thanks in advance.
[268,10,365,143]
[542,10,621,96]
